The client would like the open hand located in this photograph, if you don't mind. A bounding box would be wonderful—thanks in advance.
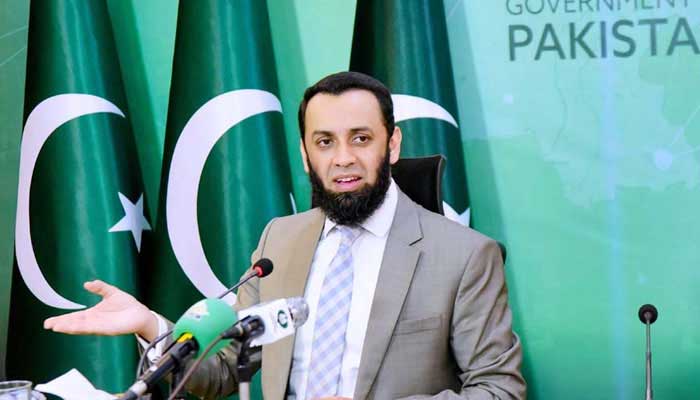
[44,280,158,340]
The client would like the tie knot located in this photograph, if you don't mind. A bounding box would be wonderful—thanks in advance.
[336,225,362,246]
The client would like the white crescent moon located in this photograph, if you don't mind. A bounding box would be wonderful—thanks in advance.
[15,94,125,310]
[392,94,469,225]
[391,94,459,127]
[166,89,282,304]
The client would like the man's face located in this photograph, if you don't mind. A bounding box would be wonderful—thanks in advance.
[300,89,402,224]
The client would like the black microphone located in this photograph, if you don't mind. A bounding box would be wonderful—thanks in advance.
[638,304,658,400]
[120,337,198,400]
[217,258,274,300]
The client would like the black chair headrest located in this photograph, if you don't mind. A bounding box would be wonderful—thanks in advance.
[391,155,445,215]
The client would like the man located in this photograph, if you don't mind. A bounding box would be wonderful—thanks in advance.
[45,72,526,399]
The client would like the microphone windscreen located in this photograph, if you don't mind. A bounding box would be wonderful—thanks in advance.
[253,258,274,277]
[638,304,658,324]
[287,297,309,328]
[173,298,237,357]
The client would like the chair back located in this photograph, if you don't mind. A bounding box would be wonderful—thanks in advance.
[391,155,446,215]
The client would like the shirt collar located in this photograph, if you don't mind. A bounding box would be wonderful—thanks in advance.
[322,178,398,239]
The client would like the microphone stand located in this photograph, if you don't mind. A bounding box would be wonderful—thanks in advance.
[236,337,260,400]
[170,367,187,400]
[638,304,658,400]
[644,320,652,400]
[167,342,196,400]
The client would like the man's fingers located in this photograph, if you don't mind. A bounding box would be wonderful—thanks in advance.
[45,311,106,335]
[44,313,73,329]
[84,280,116,297]
[44,316,73,329]
[44,310,86,330]
[43,316,56,329]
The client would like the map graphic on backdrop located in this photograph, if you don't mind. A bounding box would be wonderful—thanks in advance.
[467,2,700,206]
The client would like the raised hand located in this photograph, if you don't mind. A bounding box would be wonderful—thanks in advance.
[44,280,159,340]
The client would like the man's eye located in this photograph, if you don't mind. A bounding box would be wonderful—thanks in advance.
[317,138,332,147]
[353,135,369,143]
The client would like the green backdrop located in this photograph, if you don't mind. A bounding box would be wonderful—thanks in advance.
[446,2,700,398]
[2,1,700,399]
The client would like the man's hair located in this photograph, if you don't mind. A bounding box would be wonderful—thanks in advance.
[298,71,395,140]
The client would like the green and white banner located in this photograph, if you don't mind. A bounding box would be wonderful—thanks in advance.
[146,0,293,317]
[145,2,294,396]
[351,0,470,224]
[0,0,29,380]
[7,0,148,392]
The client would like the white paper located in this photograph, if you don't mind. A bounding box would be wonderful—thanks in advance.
[35,369,115,400]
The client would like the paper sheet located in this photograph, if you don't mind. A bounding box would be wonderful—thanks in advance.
[35,369,116,400]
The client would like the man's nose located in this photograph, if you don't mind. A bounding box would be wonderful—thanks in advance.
[333,142,357,167]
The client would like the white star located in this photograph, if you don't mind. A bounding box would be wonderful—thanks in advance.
[109,192,151,252]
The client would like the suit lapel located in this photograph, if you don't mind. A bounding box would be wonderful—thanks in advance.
[354,191,423,399]
[280,210,325,299]
[264,209,325,400]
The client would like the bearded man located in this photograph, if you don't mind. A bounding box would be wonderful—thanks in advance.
[45,72,526,400]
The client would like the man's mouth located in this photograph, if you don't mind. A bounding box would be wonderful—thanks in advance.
[333,175,363,191]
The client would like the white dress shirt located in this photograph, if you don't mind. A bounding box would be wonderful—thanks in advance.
[287,179,397,400]
[141,179,398,399]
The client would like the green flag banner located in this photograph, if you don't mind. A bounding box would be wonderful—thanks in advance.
[7,0,149,392]
[0,1,29,379]
[350,0,470,224]
[145,2,293,396]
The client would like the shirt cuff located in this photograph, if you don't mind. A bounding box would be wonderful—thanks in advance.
[135,311,168,363]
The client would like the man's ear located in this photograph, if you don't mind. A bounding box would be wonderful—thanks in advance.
[389,126,402,165]
[299,139,310,174]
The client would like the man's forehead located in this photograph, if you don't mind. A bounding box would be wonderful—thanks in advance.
[305,90,383,125]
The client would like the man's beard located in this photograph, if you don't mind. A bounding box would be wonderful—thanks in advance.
[308,150,391,226]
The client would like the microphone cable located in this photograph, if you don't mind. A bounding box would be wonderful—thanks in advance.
[135,328,175,379]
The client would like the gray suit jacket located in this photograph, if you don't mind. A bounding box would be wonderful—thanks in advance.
[182,189,526,399]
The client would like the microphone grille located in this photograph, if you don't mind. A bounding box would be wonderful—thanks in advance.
[287,297,309,327]
[638,304,658,324]
[253,258,274,277]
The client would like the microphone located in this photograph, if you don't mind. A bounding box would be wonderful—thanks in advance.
[126,260,274,399]
[217,258,274,301]
[638,304,658,325]
[162,297,310,399]
[222,297,309,345]
[638,304,658,400]
[223,297,309,393]
[134,258,274,378]
[120,298,237,400]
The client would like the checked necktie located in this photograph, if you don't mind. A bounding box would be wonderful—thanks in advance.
[305,225,362,399]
